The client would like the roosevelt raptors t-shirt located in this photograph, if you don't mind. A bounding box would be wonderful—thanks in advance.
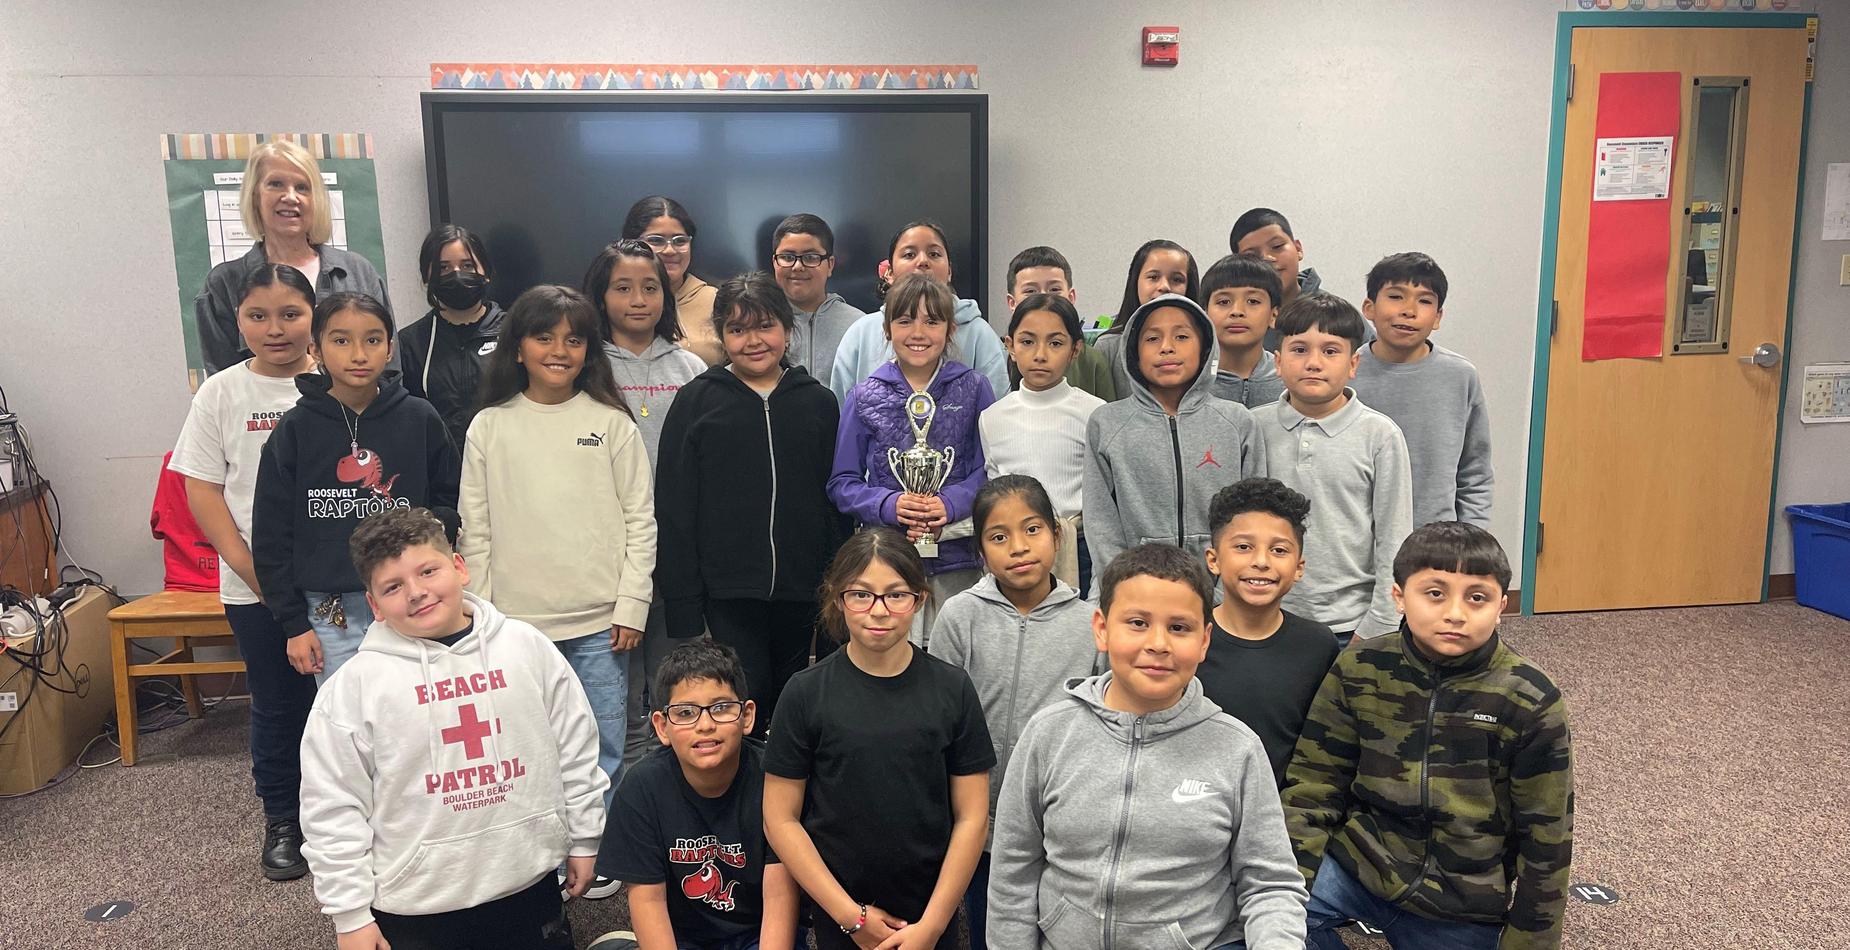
[601,739,779,943]
[169,360,305,605]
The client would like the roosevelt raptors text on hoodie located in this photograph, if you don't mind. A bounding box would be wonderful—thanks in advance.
[252,371,460,637]
[299,592,609,934]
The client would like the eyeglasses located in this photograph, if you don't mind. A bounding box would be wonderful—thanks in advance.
[841,590,920,614]
[773,251,832,269]
[662,701,744,726]
[641,234,693,251]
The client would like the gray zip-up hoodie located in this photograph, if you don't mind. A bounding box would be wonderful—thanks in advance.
[928,575,1102,846]
[1082,294,1266,597]
[787,292,867,393]
[988,673,1308,950]
[604,337,708,466]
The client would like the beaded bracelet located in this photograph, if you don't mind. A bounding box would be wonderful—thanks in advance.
[841,903,869,935]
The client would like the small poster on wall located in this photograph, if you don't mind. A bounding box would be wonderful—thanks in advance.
[161,133,387,390]
[1593,136,1674,201]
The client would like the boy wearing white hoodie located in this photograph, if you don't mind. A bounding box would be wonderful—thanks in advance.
[300,508,609,950]
[988,543,1307,950]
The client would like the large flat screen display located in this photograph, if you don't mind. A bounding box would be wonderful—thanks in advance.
[422,92,989,314]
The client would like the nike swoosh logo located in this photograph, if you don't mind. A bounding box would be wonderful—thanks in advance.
[1171,788,1215,804]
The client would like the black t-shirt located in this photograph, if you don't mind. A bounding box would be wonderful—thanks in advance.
[763,648,995,925]
[1194,610,1341,785]
[433,620,473,648]
[600,739,779,944]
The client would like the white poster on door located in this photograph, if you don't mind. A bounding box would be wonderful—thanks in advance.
[1593,136,1674,201]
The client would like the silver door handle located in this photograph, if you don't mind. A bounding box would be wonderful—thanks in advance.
[1739,343,1782,367]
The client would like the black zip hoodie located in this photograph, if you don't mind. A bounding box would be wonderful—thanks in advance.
[252,371,461,636]
[654,364,844,638]
[396,301,506,452]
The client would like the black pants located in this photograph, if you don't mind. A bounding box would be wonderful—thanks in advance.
[373,874,572,950]
[704,598,824,736]
[224,602,316,819]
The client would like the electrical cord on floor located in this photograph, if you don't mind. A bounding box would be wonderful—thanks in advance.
[0,672,247,799]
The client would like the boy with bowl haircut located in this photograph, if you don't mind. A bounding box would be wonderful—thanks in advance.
[773,213,867,393]
[1353,252,1493,529]
[1253,291,1412,642]
[299,507,608,950]
[988,543,1308,950]
[1200,254,1287,408]
[590,640,800,950]
[1005,245,1117,401]
[1082,294,1266,597]
[1198,478,1340,786]
[1283,522,1573,949]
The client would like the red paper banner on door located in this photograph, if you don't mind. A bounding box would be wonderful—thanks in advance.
[1582,71,1681,361]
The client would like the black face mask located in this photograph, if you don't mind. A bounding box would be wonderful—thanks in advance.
[430,270,489,311]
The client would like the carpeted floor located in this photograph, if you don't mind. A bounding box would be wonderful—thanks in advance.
[3,601,1847,949]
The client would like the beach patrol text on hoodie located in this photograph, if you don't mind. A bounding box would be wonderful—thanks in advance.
[252,371,460,637]
[1082,294,1266,596]
[988,673,1309,950]
[299,593,609,935]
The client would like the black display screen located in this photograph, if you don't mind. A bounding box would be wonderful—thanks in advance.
[421,92,988,313]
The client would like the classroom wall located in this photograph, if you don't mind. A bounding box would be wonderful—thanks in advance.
[0,1,1839,596]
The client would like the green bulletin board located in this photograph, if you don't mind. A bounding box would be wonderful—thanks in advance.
[162,134,387,389]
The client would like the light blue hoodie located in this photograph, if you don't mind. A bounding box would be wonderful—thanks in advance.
[827,298,1011,402]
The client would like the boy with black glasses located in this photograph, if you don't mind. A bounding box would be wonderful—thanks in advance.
[772,213,867,393]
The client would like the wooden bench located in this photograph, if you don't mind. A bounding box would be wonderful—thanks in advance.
[107,590,241,765]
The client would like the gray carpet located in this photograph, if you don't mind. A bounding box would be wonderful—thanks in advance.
[3,601,1847,949]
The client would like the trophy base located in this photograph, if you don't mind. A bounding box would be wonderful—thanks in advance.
[915,537,939,559]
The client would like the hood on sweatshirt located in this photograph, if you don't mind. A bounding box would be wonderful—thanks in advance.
[299,592,610,932]
[985,669,1310,950]
[1117,293,1221,417]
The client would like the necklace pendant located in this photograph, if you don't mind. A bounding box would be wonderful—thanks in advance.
[350,440,360,456]
[639,404,650,418]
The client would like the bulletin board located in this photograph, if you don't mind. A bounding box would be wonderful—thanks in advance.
[161,133,387,389]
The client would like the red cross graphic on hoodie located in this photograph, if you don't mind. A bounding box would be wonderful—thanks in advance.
[441,704,495,760]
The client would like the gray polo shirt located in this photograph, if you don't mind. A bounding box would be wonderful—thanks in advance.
[1255,391,1412,636]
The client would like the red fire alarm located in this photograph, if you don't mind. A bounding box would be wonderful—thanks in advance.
[1143,26,1179,66]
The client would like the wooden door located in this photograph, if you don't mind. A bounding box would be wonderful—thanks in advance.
[1536,25,1808,612]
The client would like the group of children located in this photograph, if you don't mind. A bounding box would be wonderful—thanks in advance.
[167,140,1567,950]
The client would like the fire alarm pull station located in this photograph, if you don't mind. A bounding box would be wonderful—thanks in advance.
[1143,26,1179,66]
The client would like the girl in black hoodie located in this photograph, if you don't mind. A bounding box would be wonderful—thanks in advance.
[654,272,843,731]
[253,292,460,688]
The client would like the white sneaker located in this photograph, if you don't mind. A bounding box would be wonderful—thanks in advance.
[583,874,622,900]
[588,931,640,950]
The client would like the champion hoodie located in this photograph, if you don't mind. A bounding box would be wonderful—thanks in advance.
[299,593,609,934]
[604,337,709,466]
[827,298,1011,402]
[252,371,460,636]
[1082,294,1266,596]
[988,673,1308,950]
[929,574,1102,847]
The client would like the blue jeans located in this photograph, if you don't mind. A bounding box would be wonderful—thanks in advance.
[225,602,316,819]
[962,850,990,949]
[556,628,628,811]
[306,590,373,684]
[1305,853,1501,950]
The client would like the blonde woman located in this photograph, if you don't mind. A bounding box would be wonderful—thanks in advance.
[195,140,388,374]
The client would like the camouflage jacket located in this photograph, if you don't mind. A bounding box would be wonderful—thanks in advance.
[1282,626,1573,949]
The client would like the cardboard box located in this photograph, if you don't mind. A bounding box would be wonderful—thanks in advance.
[0,587,115,793]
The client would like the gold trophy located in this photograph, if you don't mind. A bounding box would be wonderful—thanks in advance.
[886,391,955,558]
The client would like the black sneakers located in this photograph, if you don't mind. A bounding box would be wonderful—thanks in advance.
[262,817,309,881]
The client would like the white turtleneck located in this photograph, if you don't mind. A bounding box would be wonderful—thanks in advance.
[977,380,1104,518]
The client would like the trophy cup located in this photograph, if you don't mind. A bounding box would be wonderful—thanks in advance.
[887,391,955,558]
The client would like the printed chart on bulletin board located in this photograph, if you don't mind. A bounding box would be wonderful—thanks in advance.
[162,133,387,390]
